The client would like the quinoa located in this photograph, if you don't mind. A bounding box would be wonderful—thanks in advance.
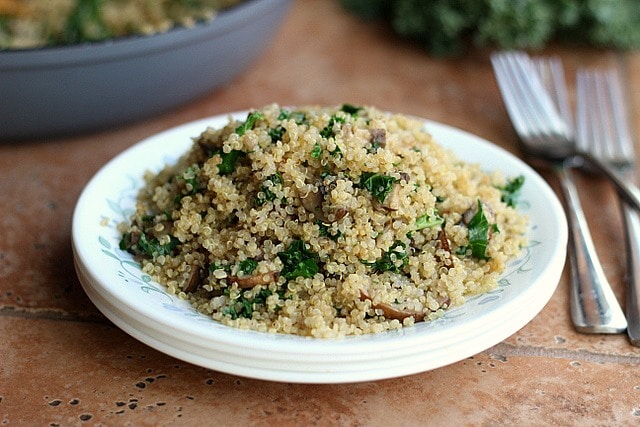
[0,0,244,49]
[119,104,528,338]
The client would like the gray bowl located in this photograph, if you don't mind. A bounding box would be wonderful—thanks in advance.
[0,0,291,141]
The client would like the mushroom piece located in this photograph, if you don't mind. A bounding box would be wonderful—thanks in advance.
[382,184,402,210]
[183,266,203,293]
[359,290,427,322]
[369,128,386,149]
[300,189,326,221]
[196,135,222,156]
[300,182,348,223]
[228,271,279,289]
[435,228,454,269]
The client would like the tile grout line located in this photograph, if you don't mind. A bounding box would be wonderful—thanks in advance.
[0,306,109,324]
[488,341,640,365]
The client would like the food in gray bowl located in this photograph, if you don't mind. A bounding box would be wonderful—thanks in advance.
[0,0,291,140]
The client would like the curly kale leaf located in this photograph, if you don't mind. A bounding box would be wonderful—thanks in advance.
[277,239,320,280]
[340,0,640,55]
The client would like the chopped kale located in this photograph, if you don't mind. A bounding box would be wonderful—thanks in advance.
[213,149,245,175]
[256,173,283,206]
[277,239,320,280]
[455,246,469,256]
[466,200,498,260]
[340,103,363,116]
[277,109,291,120]
[268,109,308,143]
[61,0,111,44]
[223,288,273,320]
[268,125,286,143]
[320,114,346,139]
[330,145,342,158]
[498,175,525,207]
[238,259,258,275]
[235,111,264,136]
[415,209,444,230]
[359,172,398,203]
[208,262,231,272]
[361,240,408,273]
[316,220,343,241]
[141,214,155,222]
[278,109,307,124]
[120,232,179,258]
[310,142,323,158]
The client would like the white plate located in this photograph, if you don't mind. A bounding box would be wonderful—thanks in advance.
[72,112,568,383]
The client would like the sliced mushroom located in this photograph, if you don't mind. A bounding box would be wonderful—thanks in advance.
[300,189,326,220]
[437,296,451,309]
[359,290,426,322]
[183,266,203,293]
[128,231,141,247]
[369,128,386,149]
[330,208,348,221]
[196,136,222,156]
[228,271,279,289]
[435,228,454,269]
[300,182,348,222]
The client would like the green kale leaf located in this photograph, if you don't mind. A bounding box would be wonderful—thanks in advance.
[320,114,346,139]
[466,199,498,260]
[277,239,320,280]
[223,288,273,320]
[213,149,245,175]
[340,0,640,55]
[415,209,444,230]
[238,259,258,276]
[120,232,179,258]
[359,172,398,203]
[256,173,283,206]
[498,175,525,208]
[362,240,409,273]
[235,111,264,136]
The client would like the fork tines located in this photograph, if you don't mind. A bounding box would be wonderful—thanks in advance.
[490,51,570,144]
[576,69,635,167]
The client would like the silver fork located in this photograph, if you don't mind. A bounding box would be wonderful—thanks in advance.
[576,69,640,345]
[491,52,627,333]
[533,57,626,334]
[492,52,640,212]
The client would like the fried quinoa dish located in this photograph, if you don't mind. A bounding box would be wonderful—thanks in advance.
[119,104,528,338]
[0,0,243,49]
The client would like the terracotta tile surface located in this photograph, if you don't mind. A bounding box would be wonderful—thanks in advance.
[2,0,640,425]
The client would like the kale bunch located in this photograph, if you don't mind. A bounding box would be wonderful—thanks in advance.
[340,0,640,56]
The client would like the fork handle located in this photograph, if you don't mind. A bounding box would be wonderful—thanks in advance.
[582,153,640,213]
[622,202,640,345]
[556,166,627,333]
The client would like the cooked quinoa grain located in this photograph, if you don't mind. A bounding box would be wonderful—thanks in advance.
[119,104,528,338]
[0,0,244,49]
